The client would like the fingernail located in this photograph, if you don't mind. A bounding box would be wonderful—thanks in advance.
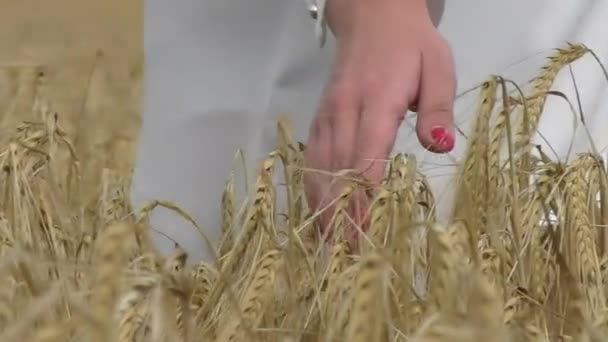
[431,126,455,151]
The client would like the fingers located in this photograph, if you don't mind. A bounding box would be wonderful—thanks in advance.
[304,84,362,237]
[304,34,456,248]
[346,100,404,244]
[353,103,405,183]
[353,63,418,184]
[415,38,457,153]
[322,85,361,172]
[303,116,331,213]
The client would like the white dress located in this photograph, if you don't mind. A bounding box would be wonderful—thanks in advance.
[132,0,608,261]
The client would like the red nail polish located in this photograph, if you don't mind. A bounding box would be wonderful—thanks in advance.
[431,126,455,151]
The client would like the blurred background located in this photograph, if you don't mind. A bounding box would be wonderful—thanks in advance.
[0,0,142,198]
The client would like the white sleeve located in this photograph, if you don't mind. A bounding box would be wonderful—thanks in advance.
[305,0,329,46]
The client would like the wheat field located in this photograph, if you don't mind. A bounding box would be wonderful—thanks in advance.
[1,4,608,342]
[0,0,142,196]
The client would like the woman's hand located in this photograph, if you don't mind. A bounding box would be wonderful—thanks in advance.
[303,0,456,244]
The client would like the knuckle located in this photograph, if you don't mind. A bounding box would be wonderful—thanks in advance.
[319,87,359,125]
[323,85,357,113]
[361,72,385,96]
[424,90,452,110]
[420,101,453,118]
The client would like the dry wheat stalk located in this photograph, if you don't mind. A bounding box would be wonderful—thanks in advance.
[0,42,606,342]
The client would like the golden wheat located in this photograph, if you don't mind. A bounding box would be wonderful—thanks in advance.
[0,42,607,342]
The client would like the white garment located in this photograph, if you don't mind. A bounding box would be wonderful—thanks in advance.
[133,0,608,262]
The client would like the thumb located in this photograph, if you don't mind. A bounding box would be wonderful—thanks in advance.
[415,39,456,153]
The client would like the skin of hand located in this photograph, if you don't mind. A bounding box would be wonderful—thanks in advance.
[303,0,457,247]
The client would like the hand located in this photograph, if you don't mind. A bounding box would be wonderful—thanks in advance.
[303,0,456,245]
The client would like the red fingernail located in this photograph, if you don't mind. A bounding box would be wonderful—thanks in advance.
[431,126,455,151]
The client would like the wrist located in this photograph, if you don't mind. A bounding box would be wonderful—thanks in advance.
[349,0,428,11]
[308,0,431,47]
[307,0,330,46]
[329,0,429,17]
[326,0,431,34]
